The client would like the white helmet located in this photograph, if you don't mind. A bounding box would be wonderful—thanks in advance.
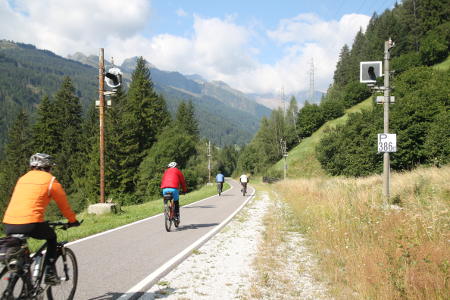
[168,162,177,168]
[30,153,54,168]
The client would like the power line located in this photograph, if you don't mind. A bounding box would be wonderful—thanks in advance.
[309,58,315,102]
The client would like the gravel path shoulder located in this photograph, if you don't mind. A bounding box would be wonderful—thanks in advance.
[141,191,331,300]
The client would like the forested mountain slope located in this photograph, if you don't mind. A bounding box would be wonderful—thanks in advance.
[236,0,450,178]
[0,41,98,152]
[0,41,269,151]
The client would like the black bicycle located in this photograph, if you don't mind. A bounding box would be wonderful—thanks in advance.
[217,182,223,196]
[241,183,247,196]
[0,221,80,300]
[163,192,179,232]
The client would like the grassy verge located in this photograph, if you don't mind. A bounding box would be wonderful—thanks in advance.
[27,182,230,250]
[433,55,450,71]
[272,165,450,299]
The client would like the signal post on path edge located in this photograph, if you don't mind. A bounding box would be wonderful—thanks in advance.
[88,48,122,215]
[360,38,396,202]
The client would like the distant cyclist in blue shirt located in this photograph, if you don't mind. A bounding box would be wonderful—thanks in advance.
[216,171,225,195]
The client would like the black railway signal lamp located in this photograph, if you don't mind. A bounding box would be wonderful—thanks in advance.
[360,61,382,83]
[105,67,122,89]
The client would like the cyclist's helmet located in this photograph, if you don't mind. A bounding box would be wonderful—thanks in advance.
[30,153,54,168]
[168,161,177,168]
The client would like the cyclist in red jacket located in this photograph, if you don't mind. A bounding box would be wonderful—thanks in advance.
[160,162,187,221]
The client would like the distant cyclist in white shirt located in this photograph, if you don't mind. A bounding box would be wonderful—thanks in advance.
[239,174,249,194]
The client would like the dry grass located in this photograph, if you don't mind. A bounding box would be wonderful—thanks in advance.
[248,190,331,299]
[272,165,450,300]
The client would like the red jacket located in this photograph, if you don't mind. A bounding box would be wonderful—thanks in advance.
[160,167,187,193]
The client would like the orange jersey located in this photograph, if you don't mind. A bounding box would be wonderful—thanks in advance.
[3,170,76,224]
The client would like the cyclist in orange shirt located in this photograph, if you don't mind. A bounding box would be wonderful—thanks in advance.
[2,153,80,285]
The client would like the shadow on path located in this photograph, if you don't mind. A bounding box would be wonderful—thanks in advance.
[183,205,216,209]
[88,291,166,300]
[175,223,219,231]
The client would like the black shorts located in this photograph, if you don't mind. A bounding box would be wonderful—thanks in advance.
[4,222,56,240]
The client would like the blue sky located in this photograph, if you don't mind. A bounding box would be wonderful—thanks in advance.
[1,0,398,95]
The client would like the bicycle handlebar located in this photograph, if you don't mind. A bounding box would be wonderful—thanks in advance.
[48,220,84,230]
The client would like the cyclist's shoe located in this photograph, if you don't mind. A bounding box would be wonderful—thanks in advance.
[44,266,61,286]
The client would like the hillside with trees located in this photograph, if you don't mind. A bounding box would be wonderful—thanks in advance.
[0,57,233,219]
[0,40,269,151]
[237,0,450,178]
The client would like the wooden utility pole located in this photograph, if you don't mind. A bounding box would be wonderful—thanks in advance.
[98,48,105,203]
[383,39,393,200]
[207,141,211,184]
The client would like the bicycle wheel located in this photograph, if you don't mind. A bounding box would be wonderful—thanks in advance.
[0,270,29,299]
[46,247,78,300]
[164,201,172,232]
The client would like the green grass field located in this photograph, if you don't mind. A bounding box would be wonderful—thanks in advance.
[433,55,450,71]
[270,97,373,178]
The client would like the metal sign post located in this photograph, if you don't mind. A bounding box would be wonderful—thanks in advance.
[360,39,395,201]
[281,139,288,180]
[383,39,394,200]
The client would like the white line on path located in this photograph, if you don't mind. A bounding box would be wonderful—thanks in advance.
[118,186,255,300]
[66,183,235,247]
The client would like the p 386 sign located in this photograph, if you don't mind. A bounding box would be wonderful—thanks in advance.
[378,134,397,153]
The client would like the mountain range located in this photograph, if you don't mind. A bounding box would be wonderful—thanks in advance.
[0,40,271,150]
[0,40,324,151]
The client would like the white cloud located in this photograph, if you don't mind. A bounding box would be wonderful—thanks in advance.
[176,8,187,17]
[1,0,151,56]
[1,1,370,95]
[261,13,370,93]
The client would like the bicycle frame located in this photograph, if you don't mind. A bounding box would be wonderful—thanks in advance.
[163,192,179,231]
[217,182,223,195]
[0,222,79,299]
[0,239,50,299]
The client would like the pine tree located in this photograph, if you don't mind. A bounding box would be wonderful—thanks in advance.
[115,57,171,193]
[51,77,83,190]
[0,111,33,212]
[176,100,199,137]
[333,45,352,86]
[71,103,100,207]
[33,95,59,154]
[105,87,127,194]
[127,57,170,152]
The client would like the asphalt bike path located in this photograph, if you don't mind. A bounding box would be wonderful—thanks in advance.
[67,178,254,300]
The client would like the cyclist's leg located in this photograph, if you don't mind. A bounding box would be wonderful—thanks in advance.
[4,223,56,261]
[27,223,59,284]
[27,223,57,265]
[171,189,180,218]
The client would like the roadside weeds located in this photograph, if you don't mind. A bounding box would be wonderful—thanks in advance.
[243,189,332,300]
[145,187,331,299]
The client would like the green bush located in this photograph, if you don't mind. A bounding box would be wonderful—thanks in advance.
[424,109,450,166]
[392,52,421,74]
[419,32,448,66]
[342,82,371,108]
